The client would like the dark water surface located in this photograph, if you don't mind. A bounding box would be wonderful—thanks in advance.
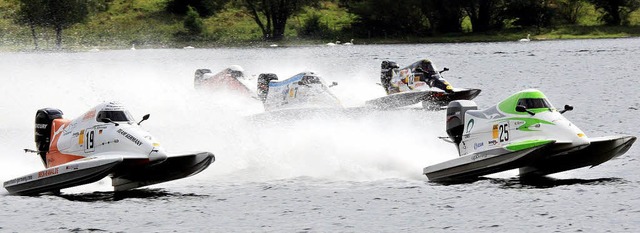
[1,38,639,232]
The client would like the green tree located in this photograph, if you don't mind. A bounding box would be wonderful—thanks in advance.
[588,0,640,25]
[421,0,465,34]
[298,12,331,38]
[16,0,48,49]
[340,0,426,38]
[243,0,314,41]
[47,0,90,49]
[166,0,228,17]
[556,0,586,24]
[463,0,505,32]
[503,0,556,30]
[184,6,204,35]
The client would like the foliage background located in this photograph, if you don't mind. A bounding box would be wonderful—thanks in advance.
[0,0,639,51]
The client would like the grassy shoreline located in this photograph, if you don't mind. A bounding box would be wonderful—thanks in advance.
[2,27,639,53]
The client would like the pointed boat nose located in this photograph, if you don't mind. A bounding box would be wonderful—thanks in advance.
[149,149,168,163]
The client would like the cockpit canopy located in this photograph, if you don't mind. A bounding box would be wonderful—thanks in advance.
[498,89,555,115]
[227,65,246,79]
[91,102,135,123]
[96,110,135,122]
[517,97,554,109]
[300,75,322,85]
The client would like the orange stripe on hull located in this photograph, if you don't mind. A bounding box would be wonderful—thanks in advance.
[46,119,83,168]
[46,152,84,167]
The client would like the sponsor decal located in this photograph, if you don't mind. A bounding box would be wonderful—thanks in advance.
[18,175,33,183]
[4,175,33,186]
[35,123,47,129]
[38,168,59,178]
[492,124,499,138]
[103,102,126,111]
[474,142,484,150]
[78,129,85,145]
[488,140,498,146]
[4,175,34,185]
[513,120,525,127]
[17,175,33,183]
[466,119,475,133]
[117,129,143,146]
[472,154,487,161]
[66,164,79,170]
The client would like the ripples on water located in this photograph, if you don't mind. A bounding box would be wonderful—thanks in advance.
[1,38,639,232]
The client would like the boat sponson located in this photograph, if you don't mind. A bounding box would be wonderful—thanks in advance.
[424,142,554,182]
[366,88,481,109]
[366,91,432,109]
[4,158,122,195]
[519,135,636,177]
[111,152,215,191]
[424,88,481,103]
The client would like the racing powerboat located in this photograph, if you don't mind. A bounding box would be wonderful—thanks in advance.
[257,71,342,112]
[366,59,481,110]
[3,102,215,195]
[423,89,635,182]
[194,65,254,97]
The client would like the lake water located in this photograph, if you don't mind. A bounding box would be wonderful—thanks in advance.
[1,38,639,232]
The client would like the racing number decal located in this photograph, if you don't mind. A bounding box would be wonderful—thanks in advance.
[84,128,95,153]
[492,122,509,143]
[289,87,298,98]
[498,123,509,142]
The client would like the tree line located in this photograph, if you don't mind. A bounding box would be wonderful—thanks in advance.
[340,0,640,37]
[11,0,640,49]
[175,0,640,39]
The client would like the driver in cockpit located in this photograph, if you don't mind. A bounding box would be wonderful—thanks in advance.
[413,59,454,93]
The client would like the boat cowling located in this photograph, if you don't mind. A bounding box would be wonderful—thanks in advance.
[35,108,64,165]
[257,73,278,102]
[446,100,477,147]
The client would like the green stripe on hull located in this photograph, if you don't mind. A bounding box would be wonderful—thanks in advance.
[494,117,555,131]
[506,139,555,151]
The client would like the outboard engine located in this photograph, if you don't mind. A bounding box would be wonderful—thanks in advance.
[445,100,477,148]
[194,69,212,88]
[380,60,398,94]
[35,108,63,165]
[257,73,278,102]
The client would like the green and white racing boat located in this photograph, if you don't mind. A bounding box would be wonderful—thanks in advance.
[423,89,636,182]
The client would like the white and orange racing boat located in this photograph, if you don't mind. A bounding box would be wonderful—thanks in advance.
[3,102,214,195]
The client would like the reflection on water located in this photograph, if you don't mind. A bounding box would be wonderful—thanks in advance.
[57,188,208,202]
[493,177,627,189]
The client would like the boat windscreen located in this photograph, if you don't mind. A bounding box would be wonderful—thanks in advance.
[301,76,321,85]
[96,111,135,122]
[230,70,244,79]
[517,98,554,109]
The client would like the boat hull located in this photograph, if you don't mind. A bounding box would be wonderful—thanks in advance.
[423,141,554,182]
[4,157,123,195]
[519,135,636,177]
[111,152,215,191]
